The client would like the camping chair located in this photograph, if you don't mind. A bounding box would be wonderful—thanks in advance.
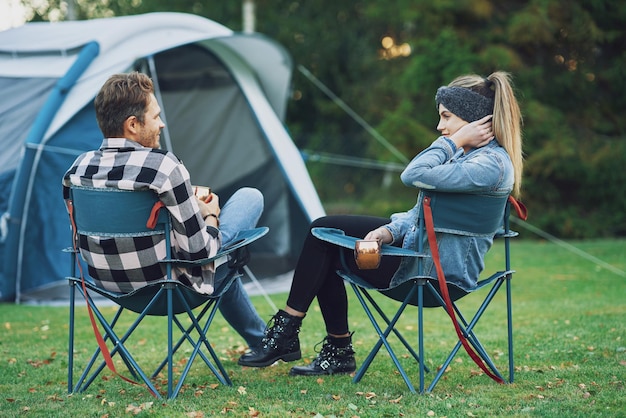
[65,186,268,399]
[312,190,527,393]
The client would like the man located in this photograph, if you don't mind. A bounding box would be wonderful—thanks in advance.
[63,72,265,353]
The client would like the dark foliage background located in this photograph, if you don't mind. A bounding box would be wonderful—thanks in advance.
[23,0,626,238]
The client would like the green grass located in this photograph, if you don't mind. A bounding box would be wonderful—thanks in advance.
[1,239,625,417]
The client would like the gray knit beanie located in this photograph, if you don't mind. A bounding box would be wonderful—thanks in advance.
[435,86,494,122]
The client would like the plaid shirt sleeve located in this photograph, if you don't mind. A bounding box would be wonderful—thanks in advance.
[151,152,221,260]
[62,139,221,293]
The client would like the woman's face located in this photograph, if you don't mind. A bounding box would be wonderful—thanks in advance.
[436,104,468,137]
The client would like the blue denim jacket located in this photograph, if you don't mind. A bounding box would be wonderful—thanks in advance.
[384,137,514,291]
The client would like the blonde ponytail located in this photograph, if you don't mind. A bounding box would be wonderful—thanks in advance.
[448,72,524,197]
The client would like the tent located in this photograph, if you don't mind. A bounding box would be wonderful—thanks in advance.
[0,12,325,302]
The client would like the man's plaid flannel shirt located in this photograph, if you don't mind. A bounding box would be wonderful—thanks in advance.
[62,138,221,293]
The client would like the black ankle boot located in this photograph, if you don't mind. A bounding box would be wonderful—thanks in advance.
[238,310,303,367]
[289,334,356,376]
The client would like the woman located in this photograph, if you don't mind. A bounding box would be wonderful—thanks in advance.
[238,71,523,376]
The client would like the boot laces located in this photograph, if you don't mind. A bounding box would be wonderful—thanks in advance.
[261,312,299,349]
[312,336,355,370]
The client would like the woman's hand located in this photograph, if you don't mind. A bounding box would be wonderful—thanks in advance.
[364,227,393,245]
[450,114,494,150]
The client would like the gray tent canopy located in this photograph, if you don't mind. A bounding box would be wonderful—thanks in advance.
[0,12,325,302]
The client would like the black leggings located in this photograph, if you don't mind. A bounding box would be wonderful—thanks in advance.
[286,215,402,335]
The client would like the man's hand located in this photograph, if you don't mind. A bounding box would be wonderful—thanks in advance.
[197,193,220,218]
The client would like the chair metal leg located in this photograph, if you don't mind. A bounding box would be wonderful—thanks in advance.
[506,274,514,383]
[417,280,425,393]
[361,289,427,370]
[68,281,75,394]
[351,284,418,393]
[73,292,127,391]
[505,232,515,383]
[170,287,232,398]
[198,294,233,385]
[426,279,507,392]
[76,288,163,398]
[152,302,214,378]
[167,286,174,399]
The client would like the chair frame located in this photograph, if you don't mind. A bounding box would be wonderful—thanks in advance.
[312,192,519,393]
[66,186,268,399]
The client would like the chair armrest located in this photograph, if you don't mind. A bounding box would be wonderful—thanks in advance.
[494,228,519,238]
[312,227,424,257]
[159,227,269,267]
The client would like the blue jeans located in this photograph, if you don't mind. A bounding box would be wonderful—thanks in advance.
[214,187,266,350]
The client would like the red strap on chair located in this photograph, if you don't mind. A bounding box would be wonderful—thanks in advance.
[66,199,157,397]
[423,196,505,384]
[508,196,528,221]
[146,201,165,229]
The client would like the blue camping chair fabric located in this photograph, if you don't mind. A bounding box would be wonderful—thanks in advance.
[65,186,268,399]
[312,190,526,393]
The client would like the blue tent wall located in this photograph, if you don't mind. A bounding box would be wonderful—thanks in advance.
[0,16,326,301]
[0,104,101,301]
[0,42,99,301]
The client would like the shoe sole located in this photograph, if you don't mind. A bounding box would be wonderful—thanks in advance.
[238,350,302,368]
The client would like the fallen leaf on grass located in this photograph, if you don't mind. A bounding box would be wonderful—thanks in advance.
[355,391,376,400]
[389,395,403,404]
[125,402,153,415]
[185,411,204,418]
[221,401,238,414]
[238,386,247,395]
[331,394,341,400]
[27,356,55,368]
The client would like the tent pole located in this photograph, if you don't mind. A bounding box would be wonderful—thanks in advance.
[243,266,277,312]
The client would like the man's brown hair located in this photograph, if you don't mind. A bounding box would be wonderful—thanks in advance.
[94,72,154,138]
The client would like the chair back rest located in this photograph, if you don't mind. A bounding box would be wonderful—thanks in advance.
[421,191,508,235]
[70,186,169,237]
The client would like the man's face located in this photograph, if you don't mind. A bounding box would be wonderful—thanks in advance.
[136,93,165,149]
